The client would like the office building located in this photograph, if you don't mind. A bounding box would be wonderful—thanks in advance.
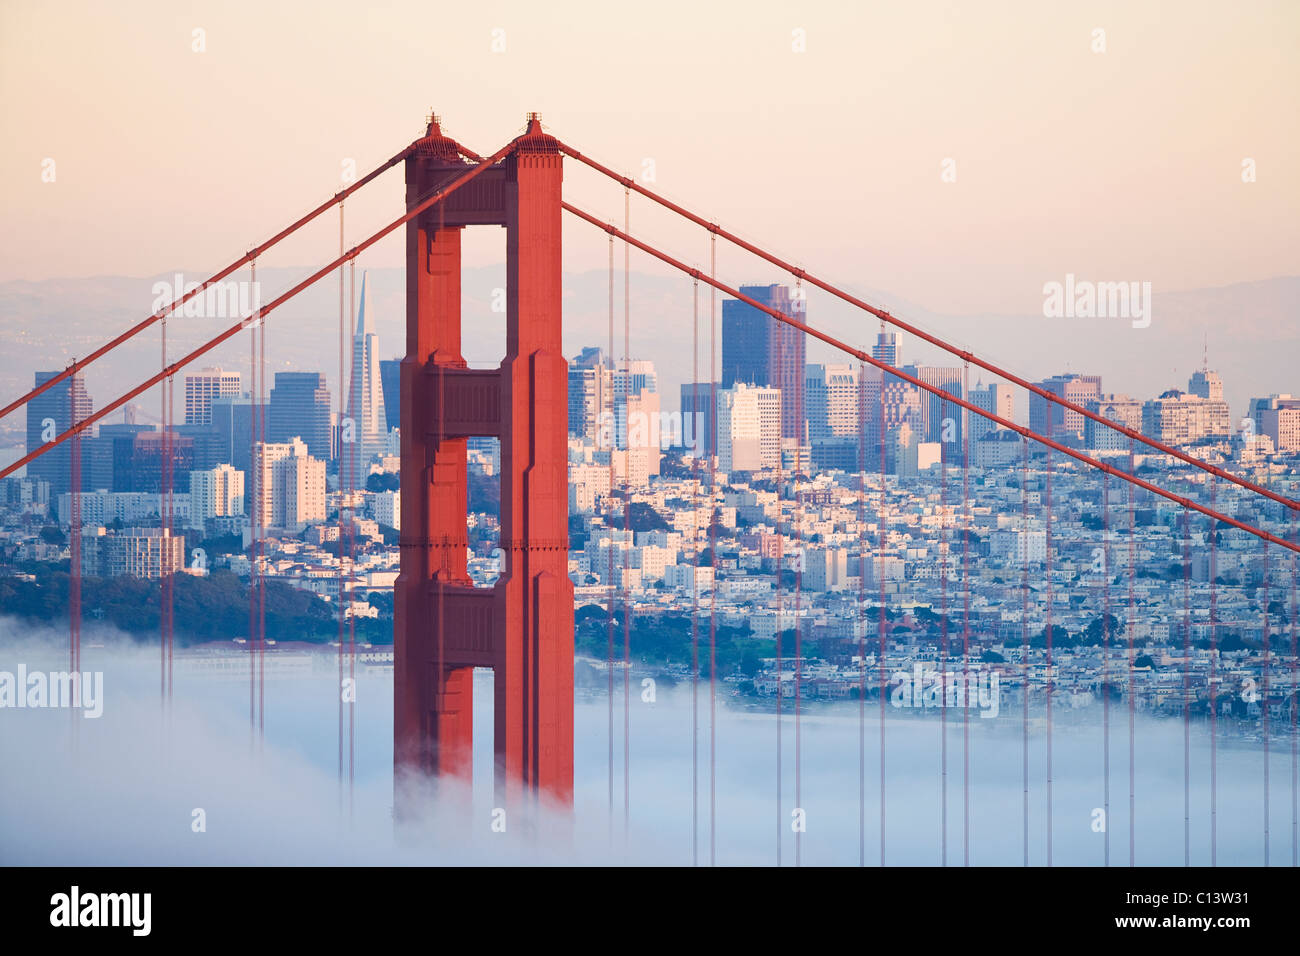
[716,383,782,473]
[26,371,93,498]
[269,371,333,461]
[184,368,241,425]
[189,464,245,531]
[345,272,389,464]
[721,284,806,440]
[1029,373,1102,441]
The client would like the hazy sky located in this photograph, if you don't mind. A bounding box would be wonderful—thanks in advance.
[2,0,1297,318]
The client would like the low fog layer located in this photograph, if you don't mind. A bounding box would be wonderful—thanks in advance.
[0,620,1288,866]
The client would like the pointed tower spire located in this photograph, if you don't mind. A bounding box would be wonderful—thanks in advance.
[346,270,388,463]
[356,270,373,337]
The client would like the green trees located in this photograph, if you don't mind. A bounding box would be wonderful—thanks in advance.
[0,565,342,646]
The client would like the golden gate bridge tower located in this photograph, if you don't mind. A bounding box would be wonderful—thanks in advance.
[393,115,574,812]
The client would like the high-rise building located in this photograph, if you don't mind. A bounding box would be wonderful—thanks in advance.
[1249,395,1300,453]
[871,371,922,446]
[1142,389,1231,445]
[620,390,662,482]
[1188,367,1224,403]
[1084,394,1142,450]
[901,364,963,446]
[679,382,716,456]
[372,490,400,531]
[805,363,862,470]
[269,371,333,461]
[273,451,326,532]
[26,371,93,498]
[251,438,303,535]
[716,383,782,473]
[184,367,241,425]
[102,528,185,579]
[379,358,401,431]
[115,430,194,495]
[721,284,806,441]
[1029,373,1102,441]
[969,382,1015,441]
[346,272,388,465]
[568,347,606,440]
[252,437,326,532]
[872,331,901,367]
[189,464,245,531]
[84,422,152,492]
[611,359,658,452]
[209,394,267,479]
[805,364,860,442]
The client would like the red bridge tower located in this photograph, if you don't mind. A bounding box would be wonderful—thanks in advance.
[394,114,574,813]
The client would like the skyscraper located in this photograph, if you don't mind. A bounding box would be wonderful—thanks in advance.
[872,331,901,367]
[805,363,861,471]
[189,464,245,532]
[209,394,267,479]
[969,382,1015,441]
[1084,394,1142,450]
[252,437,324,533]
[379,358,402,431]
[184,367,241,425]
[26,371,93,498]
[716,383,782,472]
[1029,373,1102,441]
[679,381,715,455]
[721,284,806,441]
[568,347,607,440]
[612,359,658,451]
[346,272,388,465]
[269,371,333,462]
[901,364,963,446]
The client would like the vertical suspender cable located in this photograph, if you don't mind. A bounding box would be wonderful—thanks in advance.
[858,359,867,866]
[256,260,266,743]
[1210,479,1218,865]
[774,301,784,867]
[793,280,803,869]
[606,234,615,838]
[1021,433,1030,865]
[161,312,170,706]
[1290,509,1297,867]
[1045,412,1054,866]
[709,233,718,866]
[940,396,949,865]
[960,362,970,866]
[69,363,82,743]
[878,320,887,867]
[1183,507,1192,864]
[338,203,346,806]
[1102,470,1110,867]
[622,185,631,837]
[348,257,357,818]
[1127,437,1136,866]
[691,276,700,866]
[249,269,258,744]
[1262,520,1270,865]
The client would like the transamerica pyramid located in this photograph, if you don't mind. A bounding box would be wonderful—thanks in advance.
[346,271,388,467]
